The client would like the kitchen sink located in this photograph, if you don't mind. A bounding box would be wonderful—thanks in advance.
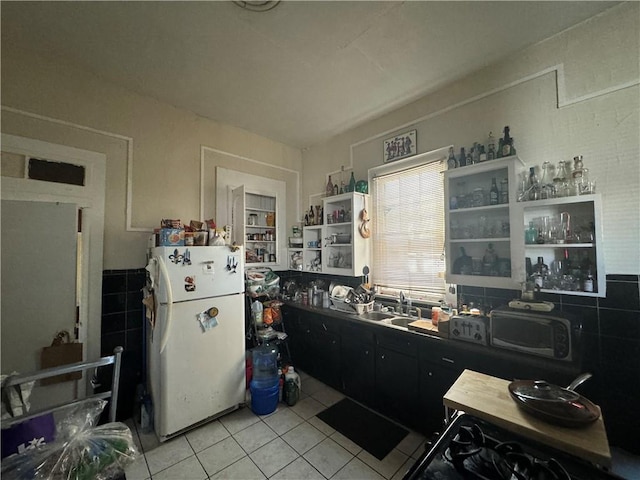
[386,317,412,328]
[357,311,396,321]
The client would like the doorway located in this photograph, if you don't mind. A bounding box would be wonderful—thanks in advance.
[1,134,105,407]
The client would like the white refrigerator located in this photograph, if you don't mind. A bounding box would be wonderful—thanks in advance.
[146,245,245,441]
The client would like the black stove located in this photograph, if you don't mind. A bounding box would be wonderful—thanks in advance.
[404,414,623,480]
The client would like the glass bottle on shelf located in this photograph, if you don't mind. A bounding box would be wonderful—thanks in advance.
[479,145,487,162]
[447,147,457,169]
[554,161,570,197]
[452,246,472,275]
[525,221,537,244]
[499,178,509,204]
[532,256,548,288]
[348,172,356,192]
[308,206,315,226]
[472,142,480,164]
[326,176,334,197]
[458,147,466,167]
[501,126,512,157]
[482,243,498,276]
[539,161,554,199]
[489,177,499,205]
[487,132,496,160]
[528,167,540,201]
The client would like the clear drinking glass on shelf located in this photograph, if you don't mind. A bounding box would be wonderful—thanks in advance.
[540,161,554,199]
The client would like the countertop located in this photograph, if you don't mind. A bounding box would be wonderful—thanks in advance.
[443,369,611,468]
[283,302,583,378]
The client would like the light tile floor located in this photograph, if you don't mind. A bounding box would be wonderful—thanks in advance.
[123,371,640,479]
[124,371,426,480]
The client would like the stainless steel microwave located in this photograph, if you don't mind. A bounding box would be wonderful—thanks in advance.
[489,307,579,362]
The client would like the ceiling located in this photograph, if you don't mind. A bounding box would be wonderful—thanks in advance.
[1,1,618,149]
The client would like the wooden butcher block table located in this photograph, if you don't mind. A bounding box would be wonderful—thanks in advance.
[443,369,612,468]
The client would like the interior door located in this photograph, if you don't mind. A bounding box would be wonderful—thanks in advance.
[1,200,79,407]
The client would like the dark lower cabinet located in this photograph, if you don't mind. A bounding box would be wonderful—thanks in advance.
[282,305,585,440]
[285,309,342,390]
[375,346,420,430]
[341,339,375,407]
[419,364,461,436]
[309,327,341,389]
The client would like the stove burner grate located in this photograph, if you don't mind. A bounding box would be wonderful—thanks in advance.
[444,424,571,480]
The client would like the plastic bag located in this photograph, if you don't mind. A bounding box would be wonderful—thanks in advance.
[1,399,139,480]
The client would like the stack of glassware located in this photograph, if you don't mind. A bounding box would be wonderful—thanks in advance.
[517,155,596,202]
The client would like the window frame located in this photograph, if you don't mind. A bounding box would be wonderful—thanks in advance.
[368,145,450,305]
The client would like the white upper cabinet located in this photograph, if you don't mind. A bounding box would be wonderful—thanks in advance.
[444,156,525,290]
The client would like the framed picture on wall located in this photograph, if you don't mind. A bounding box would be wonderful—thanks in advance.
[384,129,416,163]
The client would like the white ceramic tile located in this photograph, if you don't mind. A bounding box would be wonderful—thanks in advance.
[137,427,161,453]
[357,447,409,480]
[395,430,426,458]
[303,437,354,478]
[390,458,415,480]
[145,435,194,475]
[218,406,260,434]
[209,456,266,480]
[311,385,345,407]
[250,437,300,478]
[330,430,363,456]
[307,415,336,436]
[301,376,325,396]
[270,457,326,480]
[233,420,278,454]
[185,419,231,452]
[262,407,304,435]
[197,436,246,477]
[152,455,207,480]
[332,457,386,480]
[290,396,326,420]
[123,453,150,480]
[281,421,327,454]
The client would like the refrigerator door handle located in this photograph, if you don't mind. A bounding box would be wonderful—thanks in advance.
[157,256,174,354]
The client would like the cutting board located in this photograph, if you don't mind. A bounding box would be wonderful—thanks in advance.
[443,369,611,468]
[407,319,438,334]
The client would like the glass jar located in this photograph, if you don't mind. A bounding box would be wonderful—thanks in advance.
[472,188,485,207]
[248,213,258,225]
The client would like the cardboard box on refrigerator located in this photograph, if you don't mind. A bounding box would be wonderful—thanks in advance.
[159,228,185,246]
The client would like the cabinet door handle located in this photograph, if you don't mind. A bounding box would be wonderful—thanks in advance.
[442,357,455,364]
[381,354,385,360]
[365,350,369,355]
[323,323,328,331]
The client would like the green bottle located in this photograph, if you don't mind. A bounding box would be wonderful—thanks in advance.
[348,172,356,193]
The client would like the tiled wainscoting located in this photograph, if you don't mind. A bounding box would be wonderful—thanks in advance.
[101,268,147,419]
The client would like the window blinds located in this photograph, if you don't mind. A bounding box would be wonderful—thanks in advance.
[371,160,446,302]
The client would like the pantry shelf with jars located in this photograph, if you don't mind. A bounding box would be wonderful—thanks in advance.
[444,156,525,290]
[232,185,282,267]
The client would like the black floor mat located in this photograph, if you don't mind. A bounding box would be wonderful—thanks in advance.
[316,398,409,460]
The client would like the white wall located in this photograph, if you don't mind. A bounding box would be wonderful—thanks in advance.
[302,2,640,275]
[1,46,303,269]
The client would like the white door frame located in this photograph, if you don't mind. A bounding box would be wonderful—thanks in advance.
[1,134,106,393]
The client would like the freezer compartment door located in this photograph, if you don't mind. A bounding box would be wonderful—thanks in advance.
[148,294,245,439]
[152,246,244,303]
